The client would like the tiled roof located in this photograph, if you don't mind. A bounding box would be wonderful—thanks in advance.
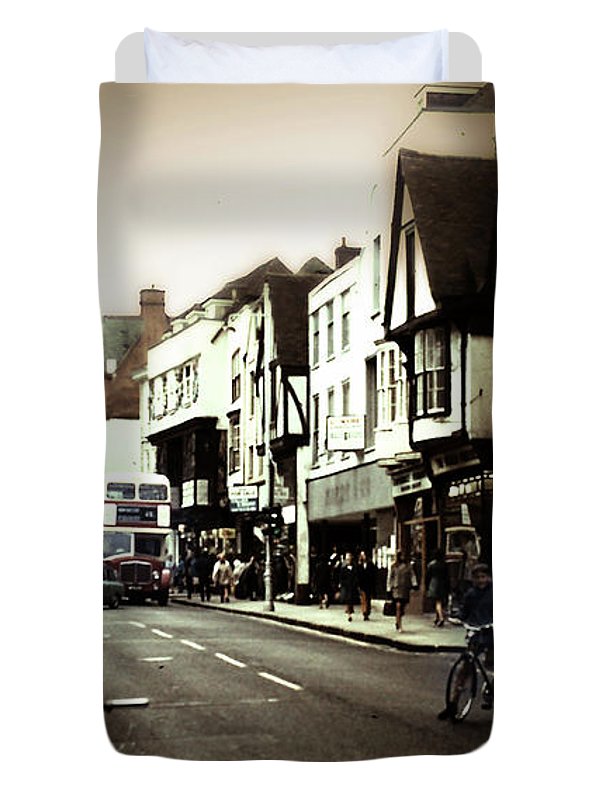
[297,257,333,276]
[102,316,143,363]
[399,149,497,306]
[267,272,328,364]
[211,257,292,305]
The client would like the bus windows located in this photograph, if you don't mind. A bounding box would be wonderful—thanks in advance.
[134,535,164,558]
[139,483,169,502]
[107,482,136,500]
[103,531,132,558]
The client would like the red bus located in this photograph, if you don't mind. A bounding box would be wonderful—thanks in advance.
[103,472,173,606]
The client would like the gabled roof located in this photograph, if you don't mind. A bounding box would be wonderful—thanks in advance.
[267,272,328,364]
[211,257,291,305]
[399,149,497,305]
[297,257,333,277]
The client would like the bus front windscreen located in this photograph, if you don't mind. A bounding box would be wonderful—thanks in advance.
[103,531,132,558]
[134,535,164,558]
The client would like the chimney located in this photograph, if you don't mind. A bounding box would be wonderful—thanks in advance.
[334,237,362,270]
[139,287,170,347]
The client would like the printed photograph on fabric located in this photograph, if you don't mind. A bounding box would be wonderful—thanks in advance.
[100,81,496,760]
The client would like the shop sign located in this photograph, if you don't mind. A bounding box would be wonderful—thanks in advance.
[228,485,259,513]
[182,480,194,508]
[327,415,365,451]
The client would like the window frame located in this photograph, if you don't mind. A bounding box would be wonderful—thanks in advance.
[311,310,320,367]
[326,300,335,360]
[231,350,241,403]
[228,413,241,473]
[312,393,320,464]
[340,289,351,352]
[413,326,450,418]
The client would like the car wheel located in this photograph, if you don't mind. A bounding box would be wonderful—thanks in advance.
[109,593,120,609]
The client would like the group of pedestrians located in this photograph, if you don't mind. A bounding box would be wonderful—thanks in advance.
[313,550,378,623]
[312,547,453,631]
[168,547,265,603]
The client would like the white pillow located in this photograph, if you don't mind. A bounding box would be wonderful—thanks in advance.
[144,29,448,84]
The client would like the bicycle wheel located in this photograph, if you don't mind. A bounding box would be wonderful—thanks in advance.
[446,654,477,721]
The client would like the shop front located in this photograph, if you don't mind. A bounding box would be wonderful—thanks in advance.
[307,461,395,597]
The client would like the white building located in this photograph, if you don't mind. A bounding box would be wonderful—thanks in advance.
[305,239,412,590]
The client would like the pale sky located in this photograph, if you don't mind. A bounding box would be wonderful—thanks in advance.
[98,83,421,317]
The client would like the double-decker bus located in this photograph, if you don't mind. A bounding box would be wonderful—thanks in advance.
[103,472,173,606]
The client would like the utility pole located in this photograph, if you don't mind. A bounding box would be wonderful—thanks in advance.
[261,506,282,612]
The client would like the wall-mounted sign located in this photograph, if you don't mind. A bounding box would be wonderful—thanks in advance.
[228,485,259,513]
[182,480,194,508]
[274,485,291,503]
[327,415,365,451]
[196,479,209,506]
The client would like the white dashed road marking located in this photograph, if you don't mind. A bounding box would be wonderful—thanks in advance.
[128,621,146,628]
[151,629,173,639]
[257,672,303,692]
[214,652,247,668]
[140,656,173,662]
[181,640,206,651]
[104,697,149,708]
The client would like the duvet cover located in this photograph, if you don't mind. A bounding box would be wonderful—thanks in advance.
[100,76,497,761]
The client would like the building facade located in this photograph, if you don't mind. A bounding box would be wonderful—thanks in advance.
[103,288,170,471]
[382,84,497,601]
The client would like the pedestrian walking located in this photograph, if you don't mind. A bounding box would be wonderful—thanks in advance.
[243,555,261,600]
[426,549,450,626]
[184,543,196,600]
[389,552,414,632]
[213,552,233,603]
[314,555,332,609]
[195,548,213,602]
[174,555,185,593]
[338,552,359,622]
[329,545,341,602]
[356,550,377,621]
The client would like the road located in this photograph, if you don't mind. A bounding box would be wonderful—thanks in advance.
[103,603,492,761]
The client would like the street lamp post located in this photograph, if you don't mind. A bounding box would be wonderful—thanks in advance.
[263,524,274,612]
[260,506,282,612]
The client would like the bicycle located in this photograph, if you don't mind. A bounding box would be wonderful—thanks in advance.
[443,623,494,722]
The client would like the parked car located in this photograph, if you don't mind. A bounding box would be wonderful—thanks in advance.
[103,563,124,609]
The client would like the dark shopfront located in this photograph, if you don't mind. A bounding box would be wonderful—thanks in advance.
[307,461,395,596]
[394,469,493,614]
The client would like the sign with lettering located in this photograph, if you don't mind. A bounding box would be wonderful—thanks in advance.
[228,485,259,513]
[327,415,365,451]
[182,480,194,508]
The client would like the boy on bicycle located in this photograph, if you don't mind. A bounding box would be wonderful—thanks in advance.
[437,562,493,720]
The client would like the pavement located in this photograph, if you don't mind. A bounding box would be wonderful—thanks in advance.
[170,591,466,653]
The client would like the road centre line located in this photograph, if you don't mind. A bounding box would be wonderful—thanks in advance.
[181,639,206,651]
[140,656,173,662]
[128,621,146,628]
[214,652,247,668]
[257,672,303,692]
[151,628,173,639]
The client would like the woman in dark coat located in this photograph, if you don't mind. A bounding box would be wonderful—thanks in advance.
[426,549,449,627]
[356,550,377,621]
[338,552,360,622]
[314,555,332,609]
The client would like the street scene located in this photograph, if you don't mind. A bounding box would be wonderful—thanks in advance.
[100,80,496,760]
[103,600,492,760]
